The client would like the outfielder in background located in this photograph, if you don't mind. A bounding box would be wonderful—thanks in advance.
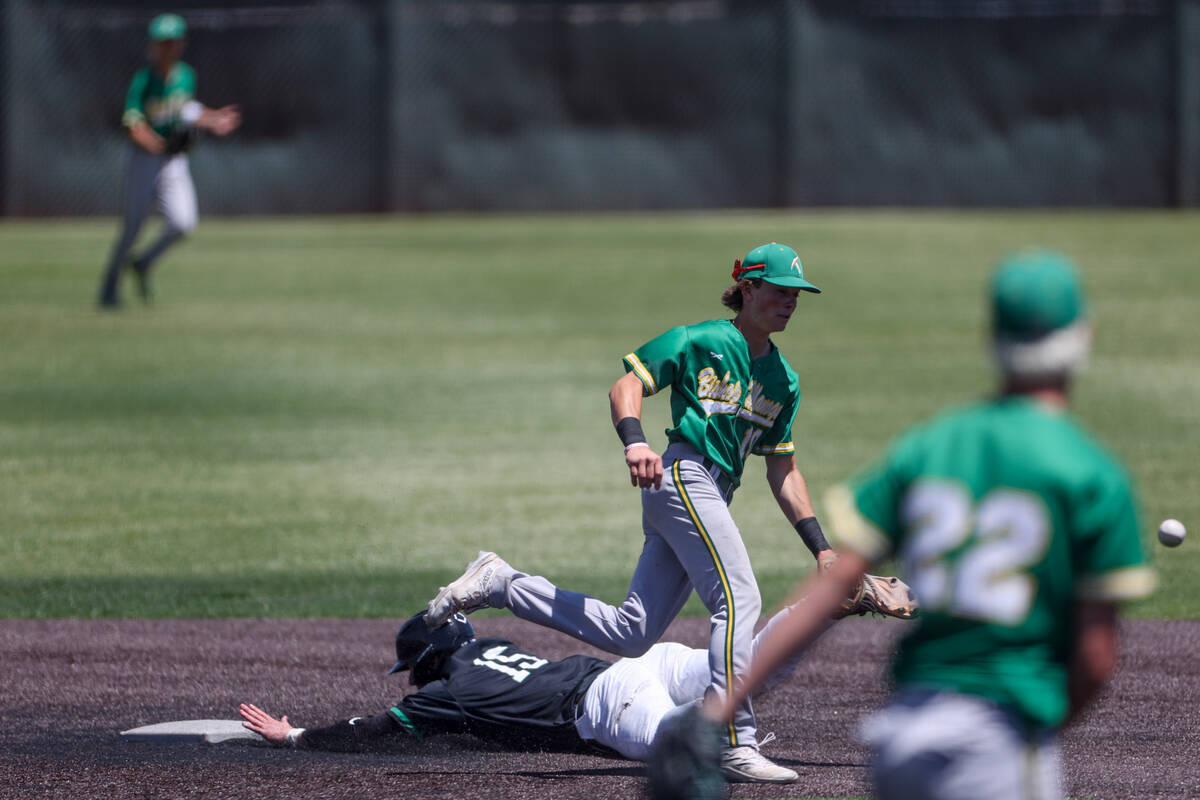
[684,249,1157,800]
[96,12,240,309]
[426,244,868,783]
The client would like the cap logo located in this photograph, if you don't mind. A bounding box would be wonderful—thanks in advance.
[790,257,801,275]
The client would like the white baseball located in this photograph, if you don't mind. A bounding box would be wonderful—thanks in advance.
[1157,518,1186,548]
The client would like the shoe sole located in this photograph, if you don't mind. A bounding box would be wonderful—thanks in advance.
[719,769,798,784]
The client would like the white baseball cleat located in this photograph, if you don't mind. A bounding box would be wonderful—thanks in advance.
[424,551,509,628]
[719,746,799,783]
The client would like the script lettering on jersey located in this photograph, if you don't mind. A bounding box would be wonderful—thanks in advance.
[696,368,783,428]
[145,91,191,127]
[741,380,783,427]
[474,645,549,684]
[697,367,742,408]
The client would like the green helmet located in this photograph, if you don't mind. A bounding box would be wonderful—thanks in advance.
[148,13,187,41]
[732,243,821,293]
[989,249,1090,377]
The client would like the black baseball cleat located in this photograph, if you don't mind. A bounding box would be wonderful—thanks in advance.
[129,260,153,303]
[130,259,154,304]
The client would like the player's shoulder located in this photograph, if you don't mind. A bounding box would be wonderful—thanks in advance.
[678,318,741,347]
[176,61,196,77]
[1045,411,1134,491]
[916,397,1131,483]
[128,65,153,86]
[881,399,997,461]
[641,319,729,351]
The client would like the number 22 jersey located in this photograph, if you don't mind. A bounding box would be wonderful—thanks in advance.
[825,396,1156,729]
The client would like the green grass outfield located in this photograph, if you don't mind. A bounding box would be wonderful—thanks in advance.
[2,211,1196,619]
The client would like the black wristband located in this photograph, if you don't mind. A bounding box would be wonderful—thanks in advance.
[615,416,646,448]
[794,516,830,558]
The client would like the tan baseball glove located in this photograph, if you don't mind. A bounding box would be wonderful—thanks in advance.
[835,573,919,620]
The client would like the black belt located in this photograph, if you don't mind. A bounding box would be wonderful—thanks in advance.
[699,457,736,502]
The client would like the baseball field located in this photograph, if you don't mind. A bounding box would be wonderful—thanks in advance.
[2,211,1197,798]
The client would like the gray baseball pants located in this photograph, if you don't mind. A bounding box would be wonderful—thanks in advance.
[98,148,197,305]
[861,690,1062,800]
[500,442,762,749]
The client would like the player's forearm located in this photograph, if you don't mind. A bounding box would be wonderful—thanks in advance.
[766,456,832,559]
[1065,602,1119,726]
[128,122,164,154]
[749,599,835,694]
[194,106,223,132]
[195,103,242,136]
[769,464,816,523]
[294,712,405,751]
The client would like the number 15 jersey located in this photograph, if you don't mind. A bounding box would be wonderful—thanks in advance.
[390,638,610,751]
[825,396,1156,730]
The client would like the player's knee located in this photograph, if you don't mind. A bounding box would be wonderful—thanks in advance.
[167,211,197,237]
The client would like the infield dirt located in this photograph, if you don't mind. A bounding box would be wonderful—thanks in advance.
[2,617,1196,799]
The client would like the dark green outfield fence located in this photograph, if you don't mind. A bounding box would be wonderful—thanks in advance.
[3,0,1199,214]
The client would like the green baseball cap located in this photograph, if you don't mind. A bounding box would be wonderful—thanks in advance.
[732,243,821,293]
[990,248,1091,376]
[990,249,1086,341]
[148,13,187,41]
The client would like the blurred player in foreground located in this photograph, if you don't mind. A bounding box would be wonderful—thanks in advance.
[96,12,240,308]
[654,249,1156,800]
[238,599,880,760]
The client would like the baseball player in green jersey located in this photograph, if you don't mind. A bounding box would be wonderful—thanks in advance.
[96,13,240,308]
[696,249,1157,800]
[425,244,837,784]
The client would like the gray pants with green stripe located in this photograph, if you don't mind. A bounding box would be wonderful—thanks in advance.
[502,442,761,748]
[861,690,1061,800]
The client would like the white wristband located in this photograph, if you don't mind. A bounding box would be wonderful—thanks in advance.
[624,442,651,454]
[180,100,203,125]
[285,727,305,747]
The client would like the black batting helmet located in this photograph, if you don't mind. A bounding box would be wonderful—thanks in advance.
[388,612,474,684]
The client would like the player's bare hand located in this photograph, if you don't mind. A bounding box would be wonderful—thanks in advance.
[625,444,662,490]
[130,122,166,155]
[207,105,242,136]
[239,702,291,744]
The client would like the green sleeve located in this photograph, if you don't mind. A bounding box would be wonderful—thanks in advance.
[1072,466,1156,602]
[121,68,150,128]
[179,62,197,97]
[623,326,690,396]
[752,390,799,456]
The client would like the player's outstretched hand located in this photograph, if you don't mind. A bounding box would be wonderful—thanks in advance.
[239,703,291,744]
[205,104,242,137]
[626,445,663,490]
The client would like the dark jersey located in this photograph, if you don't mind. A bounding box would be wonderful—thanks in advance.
[302,638,611,754]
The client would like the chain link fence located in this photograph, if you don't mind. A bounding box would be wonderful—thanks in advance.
[1,0,1196,214]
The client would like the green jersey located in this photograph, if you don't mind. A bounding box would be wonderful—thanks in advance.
[623,319,801,487]
[122,63,197,139]
[826,396,1155,730]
